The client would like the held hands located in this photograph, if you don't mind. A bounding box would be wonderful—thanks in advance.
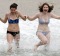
[27,16,31,20]
[27,16,29,19]
[24,15,29,20]
[24,15,27,21]
[24,15,30,20]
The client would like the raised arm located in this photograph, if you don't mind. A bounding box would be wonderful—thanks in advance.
[17,11,26,21]
[27,13,39,21]
[0,14,8,23]
[51,13,60,19]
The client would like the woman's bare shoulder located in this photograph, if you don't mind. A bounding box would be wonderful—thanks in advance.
[16,11,20,14]
[5,13,10,17]
[37,12,41,15]
[36,12,41,18]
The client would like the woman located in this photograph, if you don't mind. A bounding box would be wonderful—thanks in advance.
[0,3,26,51]
[27,2,60,51]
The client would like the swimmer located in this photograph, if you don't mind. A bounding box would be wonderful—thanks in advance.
[0,3,26,52]
[27,2,60,51]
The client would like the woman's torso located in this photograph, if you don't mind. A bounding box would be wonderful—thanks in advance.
[37,12,51,32]
[7,12,20,32]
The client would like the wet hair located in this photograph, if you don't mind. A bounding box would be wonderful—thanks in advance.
[10,3,18,9]
[39,2,54,12]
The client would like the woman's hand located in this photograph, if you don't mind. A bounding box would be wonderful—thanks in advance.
[23,15,27,21]
[27,16,29,19]
[0,14,8,23]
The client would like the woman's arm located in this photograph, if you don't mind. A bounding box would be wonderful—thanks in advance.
[17,11,26,21]
[27,13,39,21]
[0,14,8,23]
[51,13,60,19]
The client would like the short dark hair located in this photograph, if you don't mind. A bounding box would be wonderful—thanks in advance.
[10,3,18,9]
[39,2,54,12]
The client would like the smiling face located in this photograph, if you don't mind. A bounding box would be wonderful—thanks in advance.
[10,8,17,13]
[43,5,49,13]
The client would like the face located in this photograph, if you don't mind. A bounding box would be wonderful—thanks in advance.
[10,8,16,13]
[43,5,49,12]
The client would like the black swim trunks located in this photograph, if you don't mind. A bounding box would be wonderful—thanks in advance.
[7,31,20,36]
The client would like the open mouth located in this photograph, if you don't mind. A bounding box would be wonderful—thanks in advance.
[44,10,47,11]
